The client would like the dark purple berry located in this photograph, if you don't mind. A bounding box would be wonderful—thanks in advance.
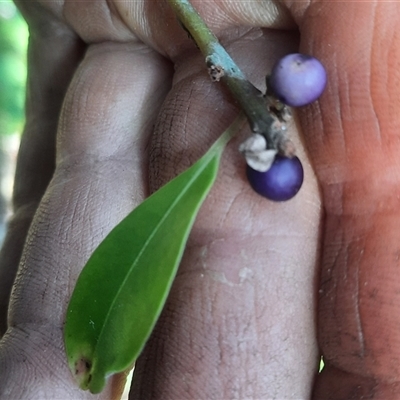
[246,155,304,201]
[269,53,327,107]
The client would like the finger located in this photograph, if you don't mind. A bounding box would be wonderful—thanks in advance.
[282,1,400,397]
[130,28,322,399]
[0,41,172,399]
[0,14,85,335]
[61,0,297,58]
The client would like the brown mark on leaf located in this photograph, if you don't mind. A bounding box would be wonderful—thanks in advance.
[74,357,92,378]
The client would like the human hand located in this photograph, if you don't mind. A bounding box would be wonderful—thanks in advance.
[0,1,399,399]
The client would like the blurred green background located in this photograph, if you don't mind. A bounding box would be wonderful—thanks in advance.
[0,0,28,136]
[0,0,28,241]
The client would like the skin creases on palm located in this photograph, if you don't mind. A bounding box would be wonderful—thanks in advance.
[1,0,323,399]
[7,0,400,399]
[21,0,296,56]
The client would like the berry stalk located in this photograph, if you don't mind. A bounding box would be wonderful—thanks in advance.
[167,0,285,150]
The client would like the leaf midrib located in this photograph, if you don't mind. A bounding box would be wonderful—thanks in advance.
[91,149,220,376]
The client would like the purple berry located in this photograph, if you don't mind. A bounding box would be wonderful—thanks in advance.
[246,155,304,201]
[269,53,327,107]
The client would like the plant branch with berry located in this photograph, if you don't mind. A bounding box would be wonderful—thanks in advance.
[167,0,326,201]
[63,0,327,394]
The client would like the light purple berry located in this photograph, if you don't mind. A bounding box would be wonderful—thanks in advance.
[269,53,327,107]
[246,155,304,201]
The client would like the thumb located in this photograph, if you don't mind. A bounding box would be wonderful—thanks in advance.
[286,2,400,398]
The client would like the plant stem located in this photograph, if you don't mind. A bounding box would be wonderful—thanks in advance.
[167,0,281,149]
[213,111,247,152]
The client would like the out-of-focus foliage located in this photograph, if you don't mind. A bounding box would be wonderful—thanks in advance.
[0,1,28,135]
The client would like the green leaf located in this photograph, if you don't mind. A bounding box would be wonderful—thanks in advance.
[64,114,245,394]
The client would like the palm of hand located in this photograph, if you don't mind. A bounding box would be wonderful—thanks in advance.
[1,0,399,399]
